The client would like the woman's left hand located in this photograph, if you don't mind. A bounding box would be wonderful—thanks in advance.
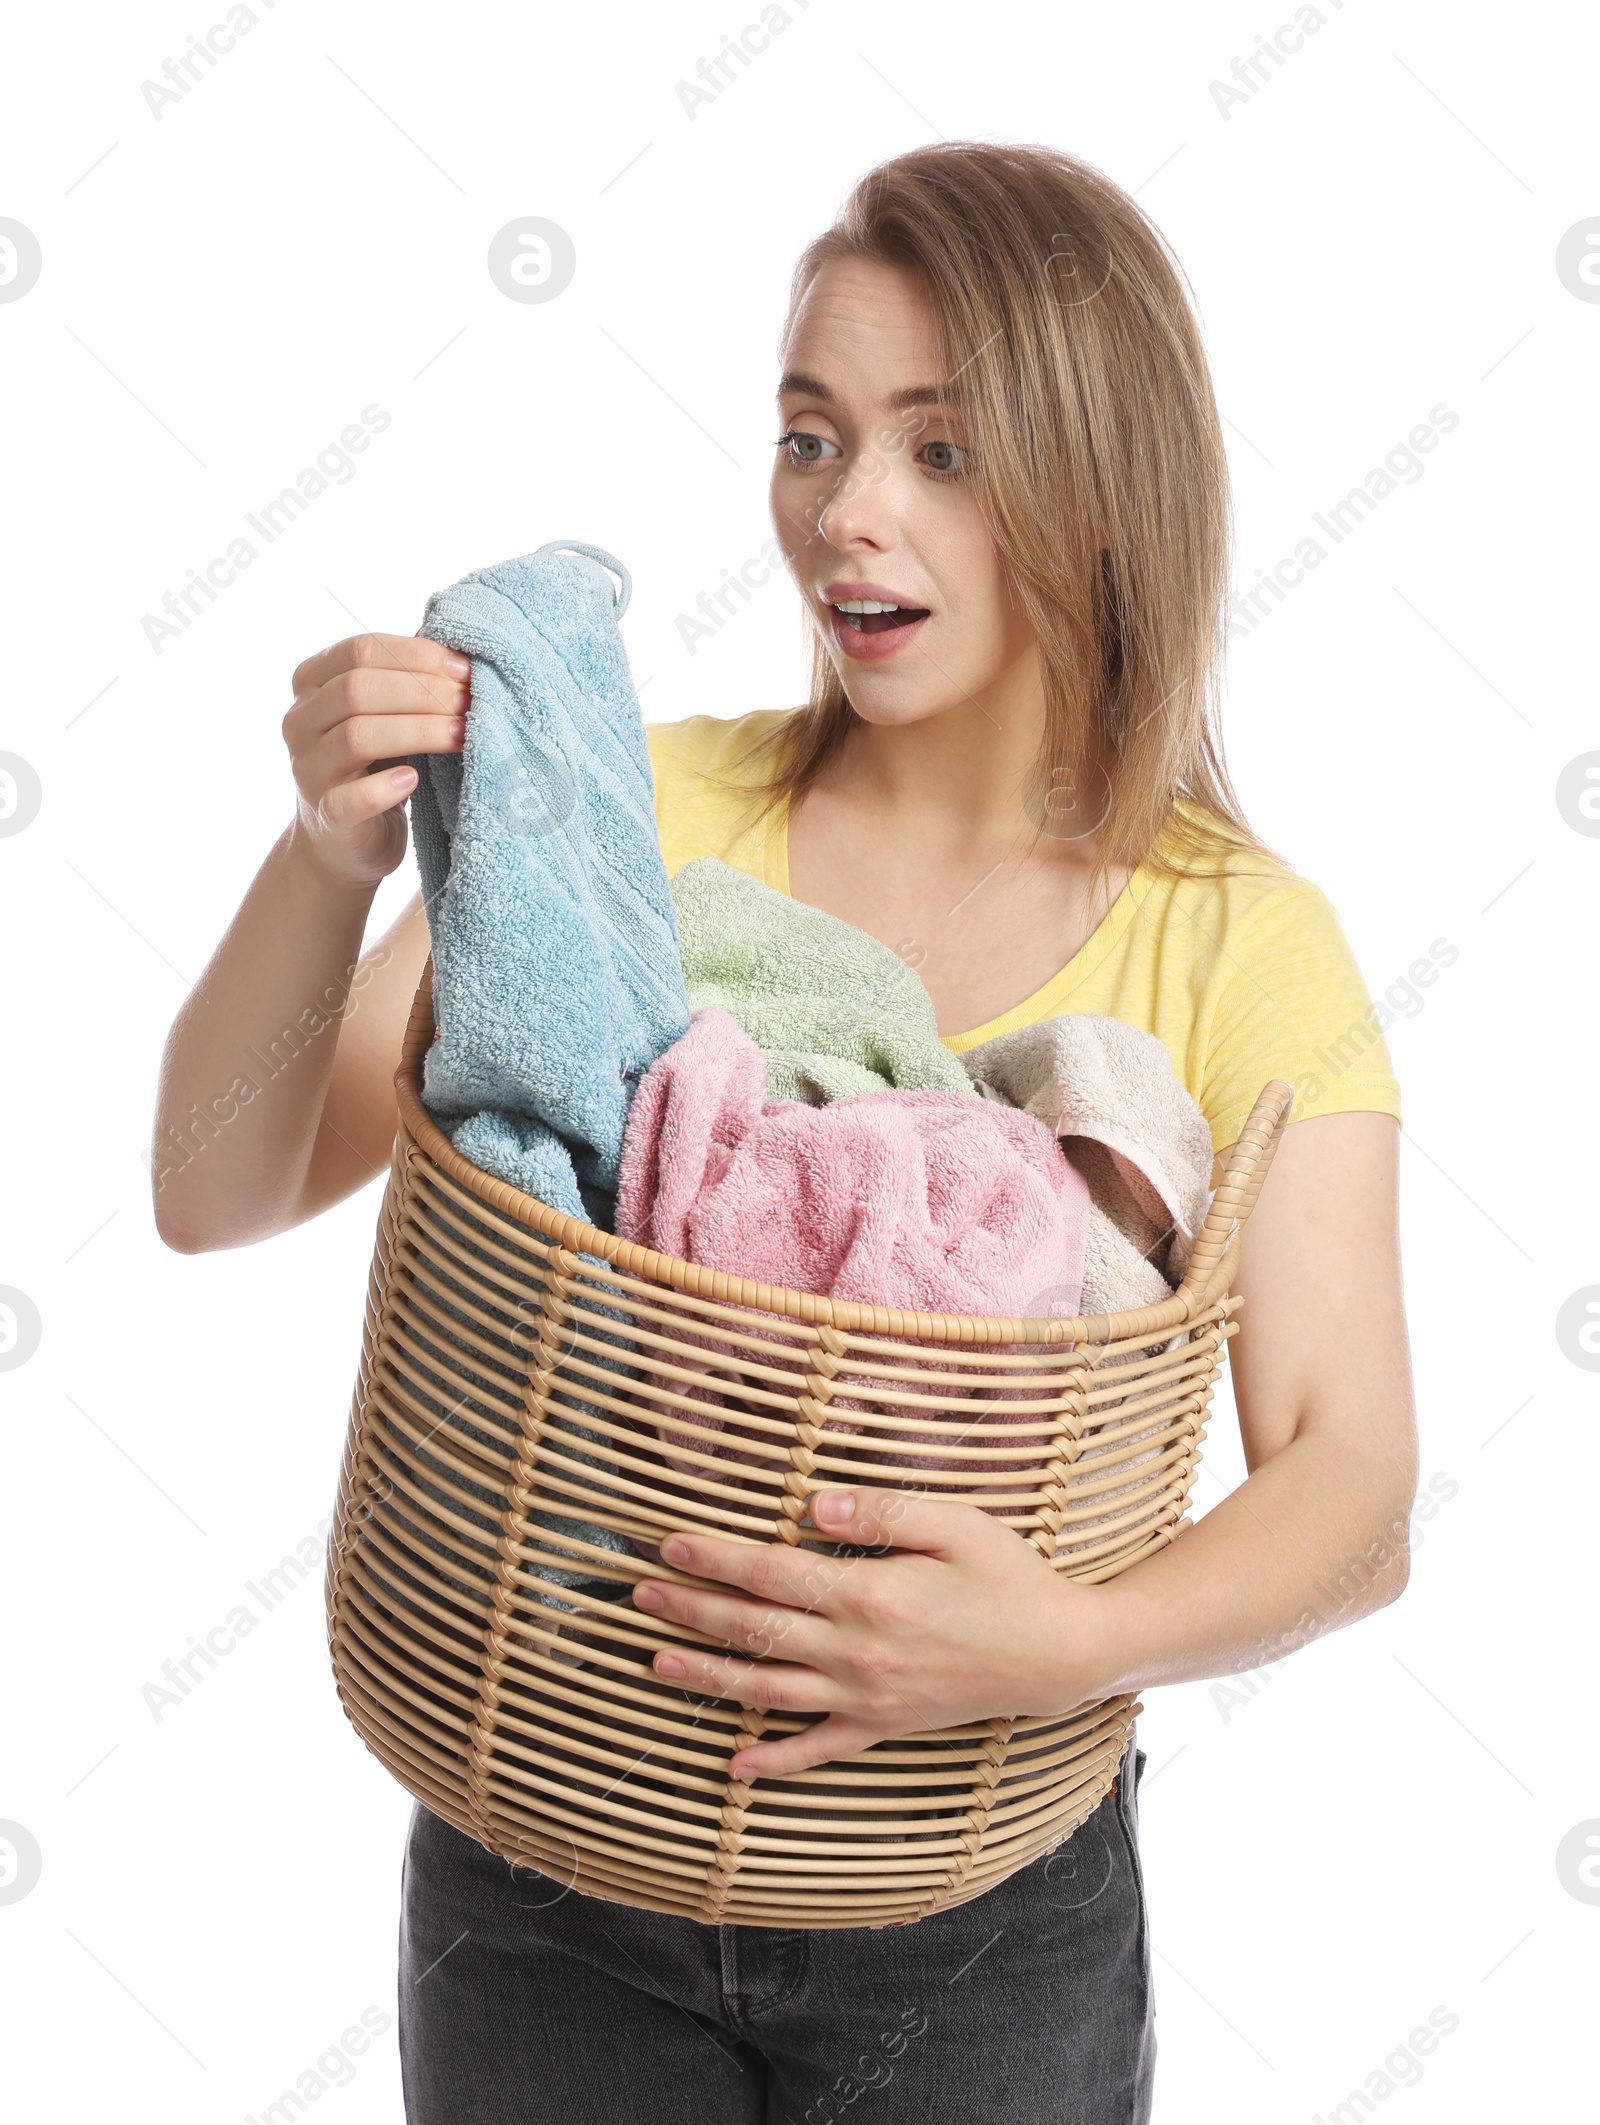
[631,1487,1118,1778]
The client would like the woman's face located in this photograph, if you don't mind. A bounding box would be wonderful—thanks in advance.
[771,256,1037,731]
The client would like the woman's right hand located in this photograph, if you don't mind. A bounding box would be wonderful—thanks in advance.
[282,632,471,890]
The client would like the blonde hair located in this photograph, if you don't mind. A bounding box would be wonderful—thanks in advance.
[729,139,1272,880]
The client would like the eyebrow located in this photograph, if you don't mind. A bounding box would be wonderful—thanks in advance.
[776,370,964,411]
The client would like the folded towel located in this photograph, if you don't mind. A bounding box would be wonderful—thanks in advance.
[615,1007,1091,1483]
[409,541,691,1228]
[670,856,978,1105]
[962,1015,1214,1314]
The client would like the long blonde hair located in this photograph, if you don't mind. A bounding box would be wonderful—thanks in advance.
[728,140,1269,880]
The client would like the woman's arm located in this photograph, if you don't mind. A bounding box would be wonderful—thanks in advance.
[151,633,464,1253]
[1084,1107,1418,1680]
[625,1109,1420,1777]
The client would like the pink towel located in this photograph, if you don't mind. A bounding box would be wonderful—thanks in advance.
[614,1009,1090,1486]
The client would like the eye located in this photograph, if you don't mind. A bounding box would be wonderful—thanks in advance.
[918,439,970,478]
[775,428,842,467]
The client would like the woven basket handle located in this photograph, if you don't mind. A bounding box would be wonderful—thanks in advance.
[1175,1078,1295,1314]
[398,953,438,1089]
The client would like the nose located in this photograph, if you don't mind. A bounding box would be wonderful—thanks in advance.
[812,439,906,554]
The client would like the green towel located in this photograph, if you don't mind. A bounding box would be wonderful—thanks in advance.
[669,856,980,1104]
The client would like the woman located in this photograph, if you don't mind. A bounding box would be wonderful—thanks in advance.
[155,142,1418,2122]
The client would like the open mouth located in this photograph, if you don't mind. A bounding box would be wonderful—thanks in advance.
[837,604,929,633]
[828,598,932,658]
[832,599,930,634]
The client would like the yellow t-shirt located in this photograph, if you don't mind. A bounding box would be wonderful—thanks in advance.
[645,711,1403,1155]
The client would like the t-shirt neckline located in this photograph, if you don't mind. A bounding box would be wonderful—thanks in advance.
[765,795,1156,1049]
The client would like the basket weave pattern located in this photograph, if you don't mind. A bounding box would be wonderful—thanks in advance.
[325,967,1291,1929]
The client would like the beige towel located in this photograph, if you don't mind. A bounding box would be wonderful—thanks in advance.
[962,1014,1214,1315]
[963,1015,1218,1563]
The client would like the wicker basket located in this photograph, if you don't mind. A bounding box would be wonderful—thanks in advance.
[326,962,1292,1929]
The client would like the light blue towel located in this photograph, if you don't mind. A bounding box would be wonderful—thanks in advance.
[405,542,688,1598]
[409,541,691,1230]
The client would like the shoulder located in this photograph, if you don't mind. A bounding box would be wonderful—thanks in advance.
[646,708,791,785]
[646,710,793,878]
[1147,803,1348,952]
[1144,806,1402,1146]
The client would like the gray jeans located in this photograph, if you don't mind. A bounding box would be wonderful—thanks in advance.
[397,1741,1154,2124]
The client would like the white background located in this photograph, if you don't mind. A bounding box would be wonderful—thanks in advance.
[1,0,1595,2118]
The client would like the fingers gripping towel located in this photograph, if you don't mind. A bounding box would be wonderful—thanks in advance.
[408,542,692,1228]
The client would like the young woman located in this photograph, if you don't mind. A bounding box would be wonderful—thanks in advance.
[156,142,1418,2123]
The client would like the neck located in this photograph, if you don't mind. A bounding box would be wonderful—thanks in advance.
[827,648,1100,865]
